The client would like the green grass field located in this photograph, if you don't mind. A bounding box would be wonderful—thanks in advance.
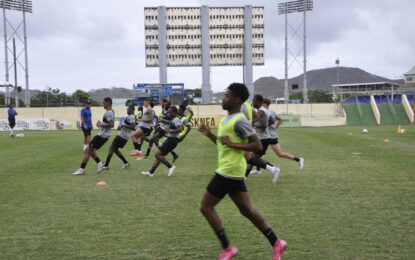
[1,126,414,259]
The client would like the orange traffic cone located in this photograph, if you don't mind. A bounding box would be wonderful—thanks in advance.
[397,125,401,134]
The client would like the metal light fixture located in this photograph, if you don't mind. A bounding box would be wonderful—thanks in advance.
[1,0,32,107]
[278,0,313,103]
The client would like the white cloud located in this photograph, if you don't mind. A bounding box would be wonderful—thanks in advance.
[0,0,413,94]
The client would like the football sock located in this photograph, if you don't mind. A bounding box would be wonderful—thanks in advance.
[10,128,13,136]
[145,147,151,156]
[149,167,157,174]
[216,229,230,249]
[105,156,111,167]
[293,157,300,162]
[171,151,178,157]
[94,157,101,164]
[117,153,128,164]
[263,228,278,246]
[80,163,87,169]
[162,161,172,168]
[133,142,141,151]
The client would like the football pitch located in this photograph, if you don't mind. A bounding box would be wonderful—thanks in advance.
[0,126,414,259]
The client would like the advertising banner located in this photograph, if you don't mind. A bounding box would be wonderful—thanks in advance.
[279,114,301,127]
[0,118,51,131]
[56,120,73,130]
[188,116,223,129]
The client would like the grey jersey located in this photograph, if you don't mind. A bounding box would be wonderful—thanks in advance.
[159,109,169,129]
[166,116,182,138]
[98,109,115,139]
[240,103,247,113]
[141,107,155,128]
[268,109,278,139]
[221,113,256,139]
[253,106,271,140]
[118,114,136,140]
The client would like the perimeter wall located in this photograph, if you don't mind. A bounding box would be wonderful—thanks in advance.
[1,103,346,130]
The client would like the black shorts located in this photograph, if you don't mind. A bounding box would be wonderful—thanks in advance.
[89,135,108,150]
[81,127,92,137]
[158,138,179,156]
[269,138,279,145]
[112,135,128,148]
[254,138,273,156]
[207,173,248,199]
[154,127,166,139]
[140,126,153,136]
[8,118,15,128]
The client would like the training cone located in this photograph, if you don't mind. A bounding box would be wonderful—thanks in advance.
[397,125,401,134]
[97,181,107,186]
[384,139,390,142]
[136,157,143,161]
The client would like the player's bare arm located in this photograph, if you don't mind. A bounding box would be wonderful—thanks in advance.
[219,134,262,152]
[198,123,217,144]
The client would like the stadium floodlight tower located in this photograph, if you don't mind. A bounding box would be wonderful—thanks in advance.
[1,0,32,107]
[278,0,313,103]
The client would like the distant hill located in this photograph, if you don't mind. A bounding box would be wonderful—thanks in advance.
[254,67,404,98]
[87,87,137,102]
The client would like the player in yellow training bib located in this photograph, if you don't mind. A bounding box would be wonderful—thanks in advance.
[198,83,287,260]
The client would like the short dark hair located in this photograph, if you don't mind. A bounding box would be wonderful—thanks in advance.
[254,95,263,103]
[263,98,271,106]
[128,105,135,110]
[150,101,154,108]
[162,99,168,103]
[228,83,249,103]
[8,103,13,108]
[179,104,186,111]
[103,97,112,105]
[169,105,178,114]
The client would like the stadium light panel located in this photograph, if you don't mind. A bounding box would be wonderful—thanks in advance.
[0,0,32,13]
[278,0,313,15]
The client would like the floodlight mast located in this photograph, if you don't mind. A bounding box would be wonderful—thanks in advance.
[278,0,313,103]
[0,0,32,107]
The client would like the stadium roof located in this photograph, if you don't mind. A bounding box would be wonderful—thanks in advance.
[404,65,415,75]
[332,82,401,89]
[332,82,402,97]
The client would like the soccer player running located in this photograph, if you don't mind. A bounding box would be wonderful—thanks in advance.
[102,105,136,171]
[135,105,143,128]
[141,106,182,177]
[198,83,287,260]
[169,104,192,163]
[240,100,280,182]
[7,104,17,138]
[144,101,171,158]
[251,98,304,175]
[130,99,155,156]
[181,100,194,121]
[80,101,92,151]
[72,97,114,176]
